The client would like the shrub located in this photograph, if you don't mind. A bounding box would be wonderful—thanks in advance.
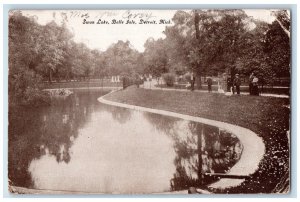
[184,73,192,82]
[9,70,50,106]
[22,87,50,106]
[162,73,176,87]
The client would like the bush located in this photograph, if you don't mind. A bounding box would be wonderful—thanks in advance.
[22,87,50,106]
[162,73,176,87]
[9,70,50,106]
[184,73,192,82]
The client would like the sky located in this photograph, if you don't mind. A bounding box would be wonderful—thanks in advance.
[20,9,277,52]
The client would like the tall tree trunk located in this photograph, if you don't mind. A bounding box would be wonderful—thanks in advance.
[194,11,202,89]
[275,19,290,38]
[194,10,200,40]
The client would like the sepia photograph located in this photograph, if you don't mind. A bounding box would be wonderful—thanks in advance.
[7,8,291,195]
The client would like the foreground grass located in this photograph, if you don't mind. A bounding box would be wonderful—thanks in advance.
[105,87,290,193]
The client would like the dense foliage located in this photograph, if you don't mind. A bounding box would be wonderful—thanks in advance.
[9,11,141,105]
[9,10,290,105]
[152,10,290,88]
[162,73,176,87]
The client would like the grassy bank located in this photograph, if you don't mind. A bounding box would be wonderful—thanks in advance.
[105,87,290,193]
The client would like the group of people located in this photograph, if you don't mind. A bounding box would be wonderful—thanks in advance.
[224,74,242,95]
[189,72,260,96]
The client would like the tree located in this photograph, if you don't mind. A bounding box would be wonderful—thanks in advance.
[272,10,290,38]
[235,20,275,85]
[197,10,249,79]
[164,11,193,76]
[143,38,169,77]
[264,20,290,78]
[9,11,48,105]
[163,10,251,88]
[33,21,65,83]
[51,23,74,82]
[92,49,107,79]
[70,43,92,80]
[103,40,140,77]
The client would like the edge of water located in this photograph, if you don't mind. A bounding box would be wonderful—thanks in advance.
[97,90,266,190]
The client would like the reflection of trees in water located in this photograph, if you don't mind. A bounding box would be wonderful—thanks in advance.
[203,128,243,173]
[143,113,243,191]
[8,91,102,188]
[143,112,178,137]
[101,104,132,124]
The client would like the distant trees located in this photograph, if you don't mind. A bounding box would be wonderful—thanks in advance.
[9,11,82,105]
[163,10,251,87]
[143,38,169,77]
[103,40,140,77]
[9,9,291,105]
[164,11,192,76]
[142,9,290,88]
[91,49,107,80]
[9,11,140,105]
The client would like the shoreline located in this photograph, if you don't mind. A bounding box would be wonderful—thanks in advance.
[100,87,290,193]
[98,90,266,190]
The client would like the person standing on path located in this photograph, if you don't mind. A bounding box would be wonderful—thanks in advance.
[191,72,195,91]
[252,75,260,96]
[207,76,213,92]
[233,74,241,95]
[227,77,233,93]
[249,72,254,95]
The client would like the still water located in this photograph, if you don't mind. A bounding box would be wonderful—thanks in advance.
[9,90,243,194]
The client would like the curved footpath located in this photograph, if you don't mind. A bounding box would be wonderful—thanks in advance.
[98,90,266,190]
[142,80,289,98]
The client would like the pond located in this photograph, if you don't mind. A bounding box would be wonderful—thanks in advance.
[9,90,243,194]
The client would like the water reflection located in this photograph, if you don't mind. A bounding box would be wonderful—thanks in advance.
[144,114,243,191]
[8,91,106,188]
[9,90,243,193]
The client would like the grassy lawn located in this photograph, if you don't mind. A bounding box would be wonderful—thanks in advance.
[105,87,290,193]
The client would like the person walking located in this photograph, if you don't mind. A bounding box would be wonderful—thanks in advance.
[207,76,213,92]
[227,77,233,93]
[249,72,254,95]
[252,75,259,96]
[233,74,241,95]
[191,72,195,91]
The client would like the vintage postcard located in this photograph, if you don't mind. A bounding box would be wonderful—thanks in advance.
[8,9,291,194]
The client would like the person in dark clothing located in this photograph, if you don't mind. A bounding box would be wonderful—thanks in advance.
[190,73,195,91]
[123,76,128,90]
[227,77,232,92]
[207,76,213,92]
[252,75,259,96]
[233,74,241,95]
[249,72,254,95]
